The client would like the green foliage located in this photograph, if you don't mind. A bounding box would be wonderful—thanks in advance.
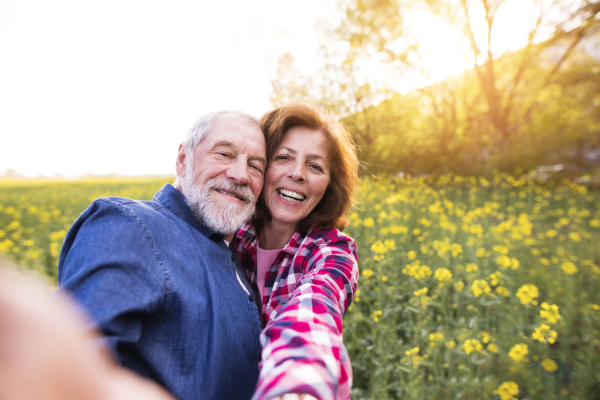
[344,50,600,175]
[275,0,600,175]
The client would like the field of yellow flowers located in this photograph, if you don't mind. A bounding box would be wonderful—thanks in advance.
[0,178,168,278]
[0,173,599,399]
[344,173,600,399]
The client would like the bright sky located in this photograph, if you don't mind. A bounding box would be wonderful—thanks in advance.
[0,0,552,177]
[0,0,333,177]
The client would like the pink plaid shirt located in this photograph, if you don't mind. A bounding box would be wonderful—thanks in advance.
[233,223,359,400]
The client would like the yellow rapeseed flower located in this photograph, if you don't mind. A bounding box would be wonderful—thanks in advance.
[6,221,21,231]
[463,339,483,354]
[362,269,374,277]
[496,255,512,268]
[451,243,463,257]
[434,268,452,282]
[454,281,465,292]
[403,260,433,279]
[445,340,456,349]
[391,225,408,234]
[466,263,478,272]
[414,287,428,296]
[476,247,486,257]
[363,217,374,227]
[489,271,503,286]
[532,324,557,344]
[590,218,600,228]
[510,257,520,270]
[493,245,509,254]
[496,286,510,297]
[407,250,416,260]
[508,343,528,361]
[561,260,578,275]
[472,279,491,297]
[487,343,499,353]
[569,232,581,242]
[480,331,491,344]
[542,358,558,372]
[496,381,519,400]
[516,284,539,305]
[546,229,558,237]
[371,241,389,254]
[540,302,561,323]
[405,347,419,356]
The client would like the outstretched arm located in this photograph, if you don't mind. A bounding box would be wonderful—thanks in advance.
[0,269,174,400]
[254,234,359,400]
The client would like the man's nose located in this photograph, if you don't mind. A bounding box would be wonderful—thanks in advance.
[225,158,251,185]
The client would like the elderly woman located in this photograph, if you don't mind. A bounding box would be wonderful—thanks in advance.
[233,101,360,400]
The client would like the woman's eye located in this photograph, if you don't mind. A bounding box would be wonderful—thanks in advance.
[276,154,290,161]
[309,164,323,172]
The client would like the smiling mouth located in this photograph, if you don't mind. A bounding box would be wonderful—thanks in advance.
[214,188,247,202]
[277,189,306,203]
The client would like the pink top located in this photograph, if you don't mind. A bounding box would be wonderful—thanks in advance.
[256,246,281,299]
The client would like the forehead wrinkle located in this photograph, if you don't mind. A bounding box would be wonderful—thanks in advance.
[212,140,235,149]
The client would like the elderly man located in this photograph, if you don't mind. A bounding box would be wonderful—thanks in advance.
[58,110,267,400]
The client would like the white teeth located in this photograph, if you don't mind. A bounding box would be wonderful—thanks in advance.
[278,189,306,202]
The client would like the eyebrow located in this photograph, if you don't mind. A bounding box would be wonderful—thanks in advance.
[213,140,235,149]
[214,141,267,167]
[280,147,326,160]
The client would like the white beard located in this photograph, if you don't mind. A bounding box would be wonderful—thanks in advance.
[179,159,256,236]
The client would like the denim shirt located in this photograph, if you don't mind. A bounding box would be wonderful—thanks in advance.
[58,184,262,400]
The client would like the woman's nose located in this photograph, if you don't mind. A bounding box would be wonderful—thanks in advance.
[288,163,305,181]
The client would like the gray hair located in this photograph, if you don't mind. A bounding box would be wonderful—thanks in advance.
[184,110,262,151]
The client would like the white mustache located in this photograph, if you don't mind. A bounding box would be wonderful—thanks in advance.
[206,179,255,203]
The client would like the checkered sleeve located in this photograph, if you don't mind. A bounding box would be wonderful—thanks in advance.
[252,233,359,400]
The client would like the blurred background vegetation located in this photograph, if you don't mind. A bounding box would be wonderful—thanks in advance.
[271,0,600,177]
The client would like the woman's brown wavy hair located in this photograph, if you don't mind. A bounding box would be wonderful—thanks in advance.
[252,101,359,231]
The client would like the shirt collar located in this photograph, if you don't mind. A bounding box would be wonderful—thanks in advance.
[153,183,224,242]
[237,222,311,254]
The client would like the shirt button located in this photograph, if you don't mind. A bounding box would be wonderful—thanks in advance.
[231,255,235,262]
[249,294,255,302]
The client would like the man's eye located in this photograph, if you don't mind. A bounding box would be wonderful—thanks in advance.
[218,152,232,158]
[250,164,263,174]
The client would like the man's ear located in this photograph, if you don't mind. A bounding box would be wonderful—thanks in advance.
[175,143,187,178]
